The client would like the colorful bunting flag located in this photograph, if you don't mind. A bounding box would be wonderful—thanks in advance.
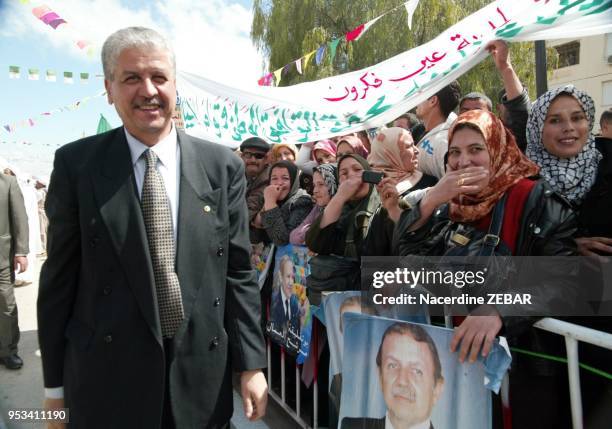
[273,68,283,86]
[46,70,56,82]
[295,58,302,75]
[315,45,326,65]
[405,0,420,29]
[80,72,89,83]
[9,66,20,79]
[303,51,315,73]
[345,16,382,42]
[28,68,39,80]
[76,40,89,50]
[64,71,73,84]
[328,39,341,63]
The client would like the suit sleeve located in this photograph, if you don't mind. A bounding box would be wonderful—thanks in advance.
[37,149,81,388]
[224,160,267,372]
[8,177,29,255]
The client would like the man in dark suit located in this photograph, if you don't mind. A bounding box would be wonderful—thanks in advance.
[270,255,300,336]
[0,172,29,370]
[37,27,267,429]
[341,322,443,429]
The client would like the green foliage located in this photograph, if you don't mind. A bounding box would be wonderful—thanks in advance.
[251,0,558,107]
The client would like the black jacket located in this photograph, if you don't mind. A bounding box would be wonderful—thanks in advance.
[394,179,578,337]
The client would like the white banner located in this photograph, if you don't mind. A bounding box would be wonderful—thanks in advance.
[177,0,612,147]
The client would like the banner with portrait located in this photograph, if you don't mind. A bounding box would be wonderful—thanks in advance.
[266,244,313,364]
[338,313,512,429]
[250,242,275,290]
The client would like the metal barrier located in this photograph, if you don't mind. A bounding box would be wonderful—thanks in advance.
[533,318,612,429]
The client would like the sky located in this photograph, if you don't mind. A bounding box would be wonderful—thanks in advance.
[0,0,264,178]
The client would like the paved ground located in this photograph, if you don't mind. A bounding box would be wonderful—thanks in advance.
[0,256,293,429]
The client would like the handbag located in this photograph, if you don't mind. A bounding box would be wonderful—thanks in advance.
[306,254,361,291]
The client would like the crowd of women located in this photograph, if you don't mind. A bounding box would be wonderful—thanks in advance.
[239,77,612,427]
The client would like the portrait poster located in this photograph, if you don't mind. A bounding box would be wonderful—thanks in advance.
[250,242,274,290]
[266,244,313,364]
[321,291,430,429]
[338,313,512,429]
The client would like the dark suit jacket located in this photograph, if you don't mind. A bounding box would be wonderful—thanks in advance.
[270,288,300,333]
[0,174,29,271]
[37,128,266,429]
[341,417,434,429]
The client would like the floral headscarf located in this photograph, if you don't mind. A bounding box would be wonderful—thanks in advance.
[337,135,369,158]
[367,127,423,195]
[448,110,540,222]
[526,84,601,205]
[311,139,337,162]
[312,162,338,197]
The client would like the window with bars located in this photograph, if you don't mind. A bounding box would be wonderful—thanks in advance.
[555,41,580,68]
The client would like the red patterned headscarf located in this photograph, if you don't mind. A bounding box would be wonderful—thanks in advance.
[448,110,540,222]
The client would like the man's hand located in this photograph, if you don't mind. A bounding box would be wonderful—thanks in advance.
[14,256,28,273]
[450,306,502,363]
[240,369,268,421]
[486,40,511,72]
[43,397,66,429]
[377,178,401,222]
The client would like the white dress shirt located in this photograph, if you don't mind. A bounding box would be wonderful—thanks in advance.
[125,126,180,240]
[44,126,181,400]
[385,412,432,429]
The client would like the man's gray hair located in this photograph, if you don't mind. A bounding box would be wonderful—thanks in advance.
[460,91,493,111]
[101,27,176,80]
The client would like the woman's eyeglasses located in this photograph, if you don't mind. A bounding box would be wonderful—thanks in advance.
[241,151,266,160]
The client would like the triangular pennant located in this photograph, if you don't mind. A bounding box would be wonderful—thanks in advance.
[346,16,383,42]
[303,51,315,72]
[32,5,51,18]
[328,39,341,63]
[273,68,283,86]
[282,64,291,75]
[77,40,89,50]
[315,45,326,65]
[28,68,39,80]
[3,125,12,133]
[404,0,420,29]
[9,66,20,79]
[295,58,302,75]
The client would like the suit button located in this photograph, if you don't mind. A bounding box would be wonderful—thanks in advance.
[217,247,224,257]
[103,287,112,296]
[210,337,219,348]
[214,297,221,307]
[104,335,113,343]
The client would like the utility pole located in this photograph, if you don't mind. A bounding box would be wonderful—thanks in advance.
[535,40,548,97]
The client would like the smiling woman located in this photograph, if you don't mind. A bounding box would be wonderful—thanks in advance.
[259,160,313,246]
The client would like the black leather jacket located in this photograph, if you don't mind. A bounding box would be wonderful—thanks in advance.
[394,179,578,337]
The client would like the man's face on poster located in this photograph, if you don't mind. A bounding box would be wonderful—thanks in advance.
[281,260,294,298]
[378,332,444,427]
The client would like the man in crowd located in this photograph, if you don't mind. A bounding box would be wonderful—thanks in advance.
[0,171,28,370]
[38,26,267,428]
[414,81,461,179]
[596,108,612,157]
[240,137,271,243]
[341,322,445,429]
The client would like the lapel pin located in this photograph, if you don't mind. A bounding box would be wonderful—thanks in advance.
[203,205,211,213]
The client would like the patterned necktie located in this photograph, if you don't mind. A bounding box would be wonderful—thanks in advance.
[141,149,184,338]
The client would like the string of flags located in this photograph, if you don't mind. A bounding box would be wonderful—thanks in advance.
[8,66,103,84]
[257,0,420,86]
[2,91,107,134]
[19,0,95,57]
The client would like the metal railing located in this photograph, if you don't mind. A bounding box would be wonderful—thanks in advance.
[533,318,612,429]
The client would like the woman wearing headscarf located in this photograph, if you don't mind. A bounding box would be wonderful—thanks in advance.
[387,110,579,428]
[311,140,337,165]
[368,127,437,196]
[290,163,337,245]
[335,135,369,159]
[255,160,313,246]
[306,154,379,259]
[527,86,612,427]
[270,142,299,163]
[526,84,612,256]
